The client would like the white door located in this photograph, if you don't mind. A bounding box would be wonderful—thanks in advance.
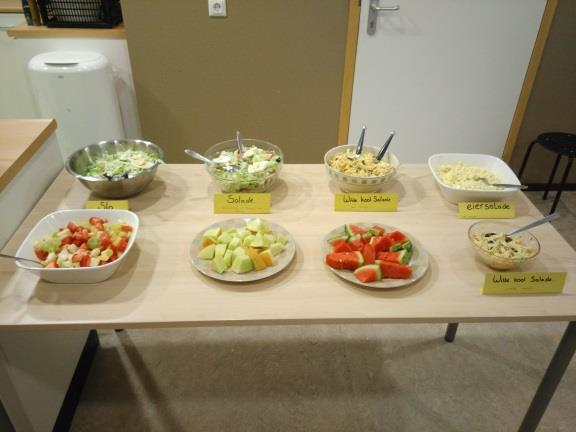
[349,0,546,162]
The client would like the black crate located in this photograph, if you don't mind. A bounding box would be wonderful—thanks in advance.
[37,0,123,28]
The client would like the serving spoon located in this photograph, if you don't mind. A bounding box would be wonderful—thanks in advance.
[355,125,367,157]
[479,179,528,190]
[236,130,244,158]
[0,253,43,267]
[507,212,560,236]
[184,149,239,173]
[376,130,396,161]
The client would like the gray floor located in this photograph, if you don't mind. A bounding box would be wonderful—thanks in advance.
[71,191,576,432]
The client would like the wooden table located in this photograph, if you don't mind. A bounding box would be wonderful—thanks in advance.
[0,164,574,432]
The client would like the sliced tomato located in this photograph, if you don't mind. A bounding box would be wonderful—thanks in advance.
[80,254,91,267]
[34,249,48,260]
[67,222,79,233]
[120,225,133,233]
[61,236,73,246]
[89,217,108,226]
[362,243,375,264]
[115,237,129,253]
[100,233,111,250]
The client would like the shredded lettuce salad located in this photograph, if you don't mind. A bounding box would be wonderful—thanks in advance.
[211,146,282,192]
[85,149,161,180]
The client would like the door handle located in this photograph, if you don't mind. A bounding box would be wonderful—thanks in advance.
[368,0,400,35]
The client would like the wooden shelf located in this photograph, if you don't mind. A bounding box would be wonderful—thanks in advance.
[7,21,126,39]
[0,0,22,13]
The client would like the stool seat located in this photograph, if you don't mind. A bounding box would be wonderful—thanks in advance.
[537,132,576,157]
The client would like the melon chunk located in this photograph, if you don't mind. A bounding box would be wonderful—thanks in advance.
[197,244,216,260]
[211,256,228,274]
[231,255,254,274]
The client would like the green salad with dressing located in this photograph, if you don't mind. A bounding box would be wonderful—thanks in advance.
[84,149,161,180]
[211,145,282,192]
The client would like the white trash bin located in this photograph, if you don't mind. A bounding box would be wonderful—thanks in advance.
[28,51,125,159]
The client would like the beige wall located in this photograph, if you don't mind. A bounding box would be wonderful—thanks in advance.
[122,0,349,163]
[509,0,576,184]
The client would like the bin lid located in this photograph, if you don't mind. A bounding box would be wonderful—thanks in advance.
[28,51,108,73]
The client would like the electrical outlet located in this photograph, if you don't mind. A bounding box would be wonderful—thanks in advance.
[208,0,227,17]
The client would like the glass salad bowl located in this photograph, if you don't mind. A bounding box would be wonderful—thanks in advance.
[204,139,283,193]
[468,221,541,270]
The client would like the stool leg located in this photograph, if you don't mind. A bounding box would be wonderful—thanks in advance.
[543,154,562,200]
[518,140,538,180]
[550,157,573,214]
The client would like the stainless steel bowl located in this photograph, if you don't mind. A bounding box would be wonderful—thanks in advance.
[65,139,164,198]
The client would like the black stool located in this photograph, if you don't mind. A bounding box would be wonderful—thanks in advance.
[518,132,576,214]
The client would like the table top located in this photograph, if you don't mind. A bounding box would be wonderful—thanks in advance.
[1,164,575,331]
[0,119,57,193]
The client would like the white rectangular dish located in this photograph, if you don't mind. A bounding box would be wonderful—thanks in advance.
[428,153,522,204]
[15,209,139,283]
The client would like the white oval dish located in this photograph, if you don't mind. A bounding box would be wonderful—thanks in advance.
[15,209,139,284]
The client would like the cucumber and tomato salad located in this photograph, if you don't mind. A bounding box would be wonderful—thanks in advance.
[325,223,414,283]
[33,217,133,269]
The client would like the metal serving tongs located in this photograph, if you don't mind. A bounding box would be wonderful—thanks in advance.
[376,130,396,161]
[507,212,560,236]
[355,125,367,157]
[479,179,528,190]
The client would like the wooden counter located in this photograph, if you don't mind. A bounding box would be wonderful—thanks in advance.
[0,118,57,193]
[0,164,574,330]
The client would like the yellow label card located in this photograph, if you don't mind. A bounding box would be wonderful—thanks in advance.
[334,193,398,212]
[483,272,566,295]
[214,193,271,214]
[458,202,515,219]
[85,200,129,210]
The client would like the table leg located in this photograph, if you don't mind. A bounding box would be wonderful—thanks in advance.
[444,323,459,342]
[518,321,576,432]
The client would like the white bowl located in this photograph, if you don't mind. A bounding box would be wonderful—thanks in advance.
[324,144,400,193]
[15,209,139,283]
[428,153,521,204]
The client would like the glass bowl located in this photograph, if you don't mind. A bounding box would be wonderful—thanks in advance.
[324,144,399,193]
[468,221,541,270]
[204,139,283,193]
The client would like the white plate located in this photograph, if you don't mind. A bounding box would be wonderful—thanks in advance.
[15,209,139,284]
[322,223,429,289]
[190,218,296,282]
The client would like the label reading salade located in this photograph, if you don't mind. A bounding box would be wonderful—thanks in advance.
[214,193,271,214]
[85,200,129,210]
[482,272,566,295]
[334,193,398,212]
[458,202,515,219]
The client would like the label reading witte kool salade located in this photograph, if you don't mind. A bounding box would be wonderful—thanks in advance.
[214,193,271,214]
[482,272,566,295]
[334,193,398,212]
[458,202,515,219]
[85,200,129,210]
